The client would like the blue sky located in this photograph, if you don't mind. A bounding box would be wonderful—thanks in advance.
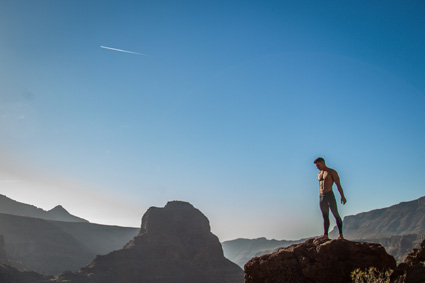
[1,0,424,241]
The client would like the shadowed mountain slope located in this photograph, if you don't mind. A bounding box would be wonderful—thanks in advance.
[0,213,138,274]
[0,213,95,274]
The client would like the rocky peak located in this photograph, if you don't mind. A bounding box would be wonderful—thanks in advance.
[57,201,244,283]
[48,205,67,214]
[139,201,210,236]
[244,238,396,283]
[46,205,88,223]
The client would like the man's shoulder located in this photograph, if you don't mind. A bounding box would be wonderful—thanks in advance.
[327,168,339,175]
[328,168,340,178]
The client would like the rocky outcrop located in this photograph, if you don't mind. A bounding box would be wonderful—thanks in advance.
[393,239,425,283]
[57,201,244,283]
[244,238,396,283]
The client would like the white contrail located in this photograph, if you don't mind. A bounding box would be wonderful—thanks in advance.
[100,45,147,56]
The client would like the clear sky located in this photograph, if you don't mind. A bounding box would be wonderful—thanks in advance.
[1,0,424,241]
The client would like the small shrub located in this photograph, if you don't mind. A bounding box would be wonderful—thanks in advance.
[351,267,395,283]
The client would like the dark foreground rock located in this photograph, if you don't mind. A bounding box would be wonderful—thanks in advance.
[0,264,52,283]
[393,239,425,283]
[244,238,396,283]
[57,201,243,283]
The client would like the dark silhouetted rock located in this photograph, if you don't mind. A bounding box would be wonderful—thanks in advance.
[58,201,244,283]
[0,264,52,283]
[244,238,396,283]
[393,239,425,283]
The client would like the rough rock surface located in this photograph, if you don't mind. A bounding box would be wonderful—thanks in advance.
[57,201,243,283]
[393,239,425,283]
[244,238,396,283]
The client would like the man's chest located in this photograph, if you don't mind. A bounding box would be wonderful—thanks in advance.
[318,171,333,182]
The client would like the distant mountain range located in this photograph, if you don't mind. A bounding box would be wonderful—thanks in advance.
[223,196,425,267]
[222,237,306,268]
[330,196,425,239]
[0,195,138,274]
[0,194,87,222]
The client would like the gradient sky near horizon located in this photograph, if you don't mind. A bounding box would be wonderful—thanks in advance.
[1,0,425,241]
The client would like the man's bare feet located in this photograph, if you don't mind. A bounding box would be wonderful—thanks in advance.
[337,234,344,240]
[317,235,329,240]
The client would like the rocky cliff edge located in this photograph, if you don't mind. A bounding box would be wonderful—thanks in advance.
[244,238,396,283]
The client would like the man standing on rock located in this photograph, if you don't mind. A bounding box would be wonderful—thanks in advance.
[314,157,347,240]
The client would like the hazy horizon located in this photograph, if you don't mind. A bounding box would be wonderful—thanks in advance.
[1,0,425,242]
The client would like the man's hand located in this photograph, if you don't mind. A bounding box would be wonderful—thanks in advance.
[341,196,347,205]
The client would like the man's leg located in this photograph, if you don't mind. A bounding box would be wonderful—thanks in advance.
[319,195,330,238]
[328,193,343,239]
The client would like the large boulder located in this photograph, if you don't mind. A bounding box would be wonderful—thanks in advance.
[57,201,243,283]
[393,239,425,283]
[244,238,396,283]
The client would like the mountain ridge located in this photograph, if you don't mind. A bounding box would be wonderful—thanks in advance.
[0,194,88,223]
[330,195,425,239]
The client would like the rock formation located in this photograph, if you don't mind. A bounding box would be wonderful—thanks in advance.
[57,201,244,283]
[393,239,425,283]
[244,238,396,283]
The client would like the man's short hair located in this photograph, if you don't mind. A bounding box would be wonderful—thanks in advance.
[314,157,325,164]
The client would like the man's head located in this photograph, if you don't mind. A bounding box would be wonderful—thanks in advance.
[314,157,326,170]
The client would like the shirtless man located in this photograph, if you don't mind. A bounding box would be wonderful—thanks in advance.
[314,157,347,240]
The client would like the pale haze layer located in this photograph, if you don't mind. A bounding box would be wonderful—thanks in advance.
[0,1,424,241]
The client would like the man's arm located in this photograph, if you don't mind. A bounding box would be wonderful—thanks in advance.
[332,170,347,205]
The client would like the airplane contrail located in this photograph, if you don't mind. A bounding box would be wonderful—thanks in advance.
[100,45,147,56]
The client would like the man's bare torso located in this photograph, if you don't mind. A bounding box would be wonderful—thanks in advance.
[318,169,337,194]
